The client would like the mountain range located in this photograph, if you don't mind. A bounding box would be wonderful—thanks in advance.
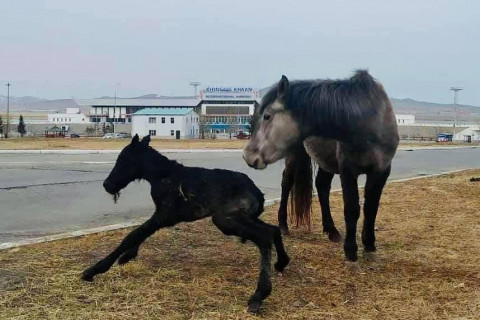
[1,94,479,122]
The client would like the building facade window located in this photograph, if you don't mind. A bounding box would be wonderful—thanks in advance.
[170,117,175,124]
[149,117,156,124]
[161,117,165,123]
[149,130,157,136]
[170,130,174,136]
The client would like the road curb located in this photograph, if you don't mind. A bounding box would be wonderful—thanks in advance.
[0,149,244,154]
[0,167,475,251]
[0,145,479,154]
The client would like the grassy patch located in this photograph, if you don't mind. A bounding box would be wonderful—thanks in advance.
[1,170,480,319]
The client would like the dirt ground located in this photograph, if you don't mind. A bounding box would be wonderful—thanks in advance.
[0,137,478,150]
[1,170,479,319]
[0,138,246,150]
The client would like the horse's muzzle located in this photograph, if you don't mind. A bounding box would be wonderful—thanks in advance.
[103,180,116,194]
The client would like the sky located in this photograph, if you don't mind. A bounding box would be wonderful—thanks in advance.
[0,0,479,106]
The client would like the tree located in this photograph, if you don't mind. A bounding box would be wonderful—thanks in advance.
[17,115,26,137]
[0,115,3,134]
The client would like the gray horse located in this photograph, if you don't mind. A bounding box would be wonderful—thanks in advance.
[244,70,399,271]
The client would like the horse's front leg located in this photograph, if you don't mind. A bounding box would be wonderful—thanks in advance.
[315,168,341,242]
[339,164,361,272]
[81,212,174,281]
[278,163,294,235]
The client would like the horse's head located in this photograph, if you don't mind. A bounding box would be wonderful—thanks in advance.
[103,134,151,200]
[244,75,300,169]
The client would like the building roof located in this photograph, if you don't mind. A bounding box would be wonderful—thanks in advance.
[133,108,195,116]
[75,98,201,108]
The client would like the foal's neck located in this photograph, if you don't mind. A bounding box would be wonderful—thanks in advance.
[142,147,179,181]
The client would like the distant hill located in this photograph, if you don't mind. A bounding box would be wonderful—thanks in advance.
[2,93,479,123]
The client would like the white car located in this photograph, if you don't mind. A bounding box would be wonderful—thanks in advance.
[102,133,115,139]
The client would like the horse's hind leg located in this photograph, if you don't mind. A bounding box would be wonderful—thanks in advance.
[255,218,290,272]
[316,168,341,242]
[81,215,165,281]
[362,165,391,262]
[278,161,294,235]
[212,212,276,314]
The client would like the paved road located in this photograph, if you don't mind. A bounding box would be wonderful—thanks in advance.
[1,148,479,244]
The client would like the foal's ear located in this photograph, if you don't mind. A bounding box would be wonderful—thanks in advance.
[277,75,289,99]
[141,135,151,147]
[131,134,140,145]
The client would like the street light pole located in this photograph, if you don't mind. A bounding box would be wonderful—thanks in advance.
[6,83,10,139]
[113,83,120,134]
[450,87,463,137]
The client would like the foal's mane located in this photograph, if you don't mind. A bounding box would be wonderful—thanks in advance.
[261,70,387,136]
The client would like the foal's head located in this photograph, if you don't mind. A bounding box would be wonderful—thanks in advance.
[244,75,300,169]
[103,134,151,199]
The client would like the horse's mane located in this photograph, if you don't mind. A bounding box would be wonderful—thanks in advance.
[260,70,387,137]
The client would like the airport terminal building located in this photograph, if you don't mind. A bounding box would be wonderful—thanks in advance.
[75,87,259,137]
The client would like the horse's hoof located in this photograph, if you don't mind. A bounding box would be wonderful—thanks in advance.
[364,251,381,263]
[328,231,342,243]
[345,261,362,273]
[81,271,94,282]
[247,301,261,314]
[274,255,290,272]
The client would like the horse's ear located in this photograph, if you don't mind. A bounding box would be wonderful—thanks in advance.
[131,134,140,145]
[278,75,289,99]
[141,135,151,147]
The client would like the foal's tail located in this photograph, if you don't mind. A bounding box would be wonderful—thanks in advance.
[289,145,313,230]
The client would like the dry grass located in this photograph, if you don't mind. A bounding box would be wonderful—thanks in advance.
[1,170,480,319]
[0,138,246,150]
[0,137,478,150]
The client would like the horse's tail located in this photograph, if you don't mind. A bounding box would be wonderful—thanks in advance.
[289,144,313,230]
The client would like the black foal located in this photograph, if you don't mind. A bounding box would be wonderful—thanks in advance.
[81,134,290,313]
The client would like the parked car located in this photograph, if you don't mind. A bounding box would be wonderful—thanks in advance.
[70,133,80,138]
[102,133,115,139]
[116,132,130,138]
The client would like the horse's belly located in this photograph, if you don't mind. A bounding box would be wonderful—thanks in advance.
[303,137,339,174]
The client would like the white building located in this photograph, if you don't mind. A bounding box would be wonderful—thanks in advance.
[453,127,480,142]
[75,98,201,124]
[48,108,89,124]
[395,114,415,125]
[132,108,199,139]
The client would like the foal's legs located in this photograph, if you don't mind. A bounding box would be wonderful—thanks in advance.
[278,163,294,235]
[339,164,361,269]
[315,168,341,242]
[118,244,140,265]
[81,214,172,281]
[212,212,285,314]
[254,218,290,271]
[362,165,391,260]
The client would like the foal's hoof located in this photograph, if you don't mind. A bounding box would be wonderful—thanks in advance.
[344,261,362,273]
[364,251,381,263]
[274,255,290,272]
[81,270,95,282]
[328,230,342,243]
[247,301,262,314]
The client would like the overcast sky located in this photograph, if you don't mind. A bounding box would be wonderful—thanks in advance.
[0,0,478,105]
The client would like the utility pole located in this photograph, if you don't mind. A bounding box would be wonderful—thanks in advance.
[190,82,201,97]
[6,83,10,138]
[113,83,120,134]
[450,87,463,137]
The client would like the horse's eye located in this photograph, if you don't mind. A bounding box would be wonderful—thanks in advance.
[263,114,271,121]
